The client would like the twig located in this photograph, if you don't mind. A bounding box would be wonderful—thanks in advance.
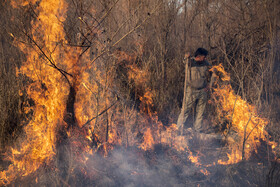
[79,0,120,46]
[110,3,143,42]
[81,1,163,72]
[83,98,119,127]
[92,0,120,31]
[245,120,260,142]
[242,115,252,160]
[20,29,73,86]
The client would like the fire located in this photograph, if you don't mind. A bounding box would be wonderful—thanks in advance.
[211,64,277,164]
[126,59,200,163]
[218,150,242,165]
[126,62,277,167]
[10,0,37,7]
[200,169,210,176]
[1,1,277,184]
[188,153,200,166]
[139,128,155,151]
[0,0,80,185]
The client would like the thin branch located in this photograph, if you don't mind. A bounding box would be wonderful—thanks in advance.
[83,98,119,127]
[110,2,143,42]
[21,30,73,86]
[92,0,121,31]
[242,115,252,160]
[79,0,120,46]
[245,120,260,142]
[82,1,163,72]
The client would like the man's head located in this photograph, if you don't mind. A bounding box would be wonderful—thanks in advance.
[194,48,208,62]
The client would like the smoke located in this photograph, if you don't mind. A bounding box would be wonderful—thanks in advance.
[3,127,272,186]
[74,136,268,187]
[85,146,192,187]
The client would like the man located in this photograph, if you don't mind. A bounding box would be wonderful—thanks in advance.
[177,48,213,135]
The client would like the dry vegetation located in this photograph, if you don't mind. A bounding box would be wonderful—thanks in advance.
[0,0,279,186]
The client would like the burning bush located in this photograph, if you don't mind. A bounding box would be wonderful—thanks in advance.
[0,0,279,186]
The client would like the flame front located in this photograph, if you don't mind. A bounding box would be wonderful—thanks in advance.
[1,0,74,184]
[211,64,276,164]
[1,1,278,184]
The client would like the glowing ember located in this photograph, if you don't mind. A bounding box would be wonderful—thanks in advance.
[200,169,210,176]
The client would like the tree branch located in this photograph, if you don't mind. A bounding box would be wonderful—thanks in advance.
[83,97,119,127]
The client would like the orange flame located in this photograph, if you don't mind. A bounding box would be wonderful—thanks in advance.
[139,128,155,151]
[211,64,277,164]
[2,1,277,183]
[0,0,77,184]
[200,168,210,176]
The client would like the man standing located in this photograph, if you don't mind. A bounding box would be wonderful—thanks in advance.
[177,48,213,135]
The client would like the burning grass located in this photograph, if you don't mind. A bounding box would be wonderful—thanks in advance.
[0,0,279,186]
[3,143,276,186]
[210,64,277,164]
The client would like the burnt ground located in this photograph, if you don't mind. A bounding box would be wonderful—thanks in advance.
[5,133,280,187]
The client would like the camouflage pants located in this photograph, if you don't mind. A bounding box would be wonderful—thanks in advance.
[177,87,207,133]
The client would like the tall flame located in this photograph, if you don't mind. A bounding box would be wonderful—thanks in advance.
[211,64,276,164]
[1,1,277,183]
[1,0,75,184]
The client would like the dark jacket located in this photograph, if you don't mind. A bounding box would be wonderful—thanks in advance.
[184,58,212,90]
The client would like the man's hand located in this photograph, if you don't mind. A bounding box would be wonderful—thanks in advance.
[184,52,190,60]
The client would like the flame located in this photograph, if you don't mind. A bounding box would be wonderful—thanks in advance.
[126,59,199,163]
[200,169,210,176]
[210,64,277,164]
[218,150,242,165]
[139,128,155,151]
[131,62,277,167]
[1,1,277,183]
[10,0,37,8]
[127,63,156,116]
[188,153,200,166]
[0,0,79,184]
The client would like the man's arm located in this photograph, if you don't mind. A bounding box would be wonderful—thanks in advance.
[208,64,217,90]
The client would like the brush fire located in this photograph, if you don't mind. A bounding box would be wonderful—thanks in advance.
[0,0,279,186]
